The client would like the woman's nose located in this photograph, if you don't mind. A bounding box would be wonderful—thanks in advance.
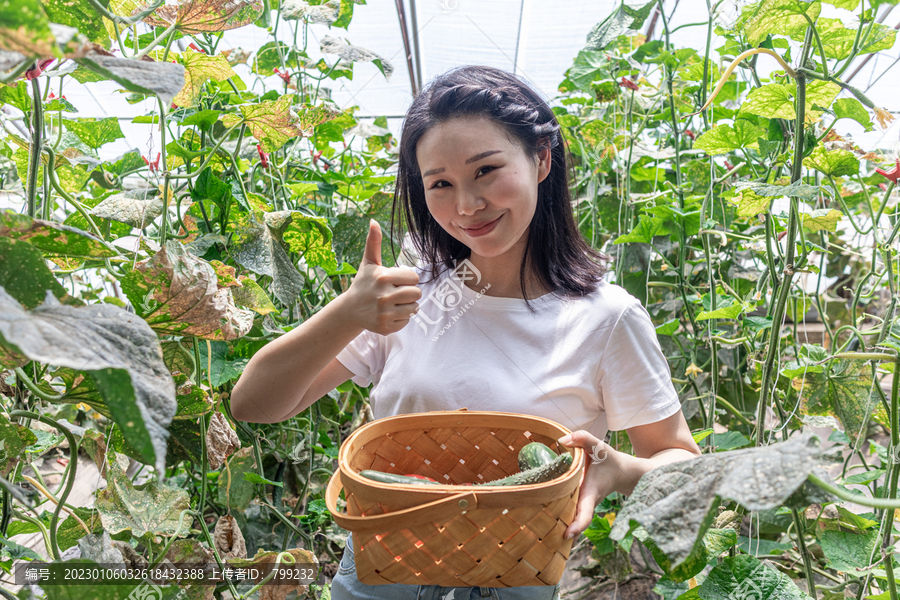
[455,188,486,215]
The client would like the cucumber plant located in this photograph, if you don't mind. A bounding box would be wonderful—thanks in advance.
[0,0,899,599]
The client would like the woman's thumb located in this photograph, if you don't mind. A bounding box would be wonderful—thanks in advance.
[361,219,382,267]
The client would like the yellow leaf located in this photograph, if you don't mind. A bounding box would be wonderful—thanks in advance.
[173,49,236,107]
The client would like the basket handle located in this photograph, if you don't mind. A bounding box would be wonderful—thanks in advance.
[325,470,478,532]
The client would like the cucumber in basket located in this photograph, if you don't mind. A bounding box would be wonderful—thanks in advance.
[518,442,558,471]
[478,452,573,487]
[359,470,442,485]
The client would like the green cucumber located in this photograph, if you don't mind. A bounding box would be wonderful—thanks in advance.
[478,452,573,487]
[359,470,442,485]
[518,442,557,471]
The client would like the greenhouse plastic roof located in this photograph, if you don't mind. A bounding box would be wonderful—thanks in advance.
[5,0,900,161]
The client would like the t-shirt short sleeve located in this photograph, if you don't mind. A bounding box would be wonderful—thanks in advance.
[335,329,386,387]
[597,301,682,431]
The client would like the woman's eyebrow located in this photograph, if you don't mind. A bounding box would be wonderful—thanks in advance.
[422,150,503,178]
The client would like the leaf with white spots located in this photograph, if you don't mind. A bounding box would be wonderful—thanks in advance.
[0,288,176,474]
[320,34,393,81]
[609,432,834,569]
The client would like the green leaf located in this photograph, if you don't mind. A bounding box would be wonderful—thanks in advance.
[567,50,608,90]
[217,446,256,510]
[740,83,794,120]
[819,529,879,573]
[794,359,880,447]
[41,0,109,46]
[584,1,656,50]
[173,49,236,107]
[609,432,830,570]
[792,17,896,59]
[737,535,794,557]
[0,413,37,475]
[656,319,679,336]
[693,120,764,155]
[832,98,875,132]
[95,452,191,538]
[584,513,617,555]
[0,288,176,473]
[120,241,254,340]
[688,554,815,599]
[244,471,283,487]
[800,208,843,233]
[707,431,752,451]
[230,276,277,315]
[278,212,345,274]
[228,208,305,305]
[172,371,214,419]
[0,209,118,258]
[0,81,32,112]
[822,0,859,8]
[332,213,399,270]
[803,80,841,123]
[64,117,125,149]
[253,40,303,75]
[726,187,770,218]
[177,108,222,130]
[804,145,860,177]
[0,237,73,310]
[692,429,714,444]
[197,341,249,387]
[222,94,303,152]
[742,0,822,46]
[696,301,747,320]
[843,468,884,485]
[634,526,737,582]
[614,216,668,244]
[0,0,58,57]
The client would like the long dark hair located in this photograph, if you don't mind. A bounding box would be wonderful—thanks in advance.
[389,65,610,312]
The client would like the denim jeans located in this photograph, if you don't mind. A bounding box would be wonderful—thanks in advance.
[331,533,562,600]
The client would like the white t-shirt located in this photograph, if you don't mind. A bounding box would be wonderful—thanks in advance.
[335,259,682,441]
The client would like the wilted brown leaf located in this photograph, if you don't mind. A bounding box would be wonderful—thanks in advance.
[228,547,318,600]
[206,411,240,470]
[213,514,247,560]
[120,241,254,340]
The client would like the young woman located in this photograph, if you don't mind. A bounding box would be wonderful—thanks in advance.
[231,65,702,600]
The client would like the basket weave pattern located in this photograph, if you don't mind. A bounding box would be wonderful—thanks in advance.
[325,410,584,588]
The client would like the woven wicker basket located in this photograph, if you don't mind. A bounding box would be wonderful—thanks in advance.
[324,408,584,588]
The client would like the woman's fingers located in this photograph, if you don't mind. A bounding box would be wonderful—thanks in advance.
[558,429,602,449]
[558,430,613,539]
[564,483,598,539]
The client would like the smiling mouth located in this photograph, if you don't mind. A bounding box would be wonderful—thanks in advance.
[463,216,501,232]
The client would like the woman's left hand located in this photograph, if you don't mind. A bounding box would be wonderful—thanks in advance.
[556,430,622,540]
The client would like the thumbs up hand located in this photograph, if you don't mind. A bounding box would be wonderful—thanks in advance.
[343,220,422,335]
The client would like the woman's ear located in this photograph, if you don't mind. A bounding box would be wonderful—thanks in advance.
[537,144,552,184]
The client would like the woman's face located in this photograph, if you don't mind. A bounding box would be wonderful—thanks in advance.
[416,116,551,261]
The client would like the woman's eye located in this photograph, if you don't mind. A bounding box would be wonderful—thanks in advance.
[430,166,494,189]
